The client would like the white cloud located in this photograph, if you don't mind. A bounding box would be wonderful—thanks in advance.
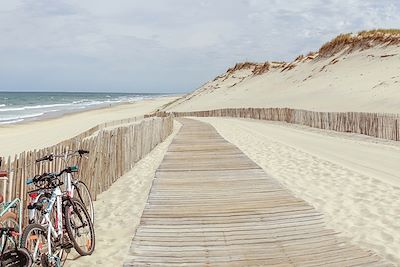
[0,0,399,92]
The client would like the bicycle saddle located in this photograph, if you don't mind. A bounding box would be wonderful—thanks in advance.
[0,170,7,177]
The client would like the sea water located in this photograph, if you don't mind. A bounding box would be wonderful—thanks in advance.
[0,92,164,124]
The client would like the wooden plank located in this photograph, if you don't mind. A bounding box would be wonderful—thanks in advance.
[124,118,393,267]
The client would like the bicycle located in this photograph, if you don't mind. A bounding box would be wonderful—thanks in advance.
[33,149,94,223]
[22,171,95,267]
[0,227,32,267]
[0,162,23,249]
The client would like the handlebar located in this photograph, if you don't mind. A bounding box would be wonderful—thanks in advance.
[77,149,89,155]
[26,165,79,186]
[26,173,52,185]
[28,149,87,187]
[26,172,64,190]
[35,149,89,164]
[36,154,54,163]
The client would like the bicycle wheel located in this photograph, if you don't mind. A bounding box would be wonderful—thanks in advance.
[64,198,95,256]
[0,248,32,267]
[0,212,19,250]
[73,181,94,223]
[0,212,18,229]
[20,224,50,267]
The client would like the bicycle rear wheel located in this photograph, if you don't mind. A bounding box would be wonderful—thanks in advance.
[20,224,49,267]
[64,198,95,256]
[73,181,94,223]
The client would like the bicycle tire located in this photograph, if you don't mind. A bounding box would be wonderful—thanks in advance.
[73,181,94,223]
[0,247,32,267]
[0,212,17,223]
[64,198,95,256]
[0,212,19,249]
[20,224,49,267]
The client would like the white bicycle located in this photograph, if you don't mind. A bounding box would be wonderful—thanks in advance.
[22,171,95,267]
[30,150,94,224]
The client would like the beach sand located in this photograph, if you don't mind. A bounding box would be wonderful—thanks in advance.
[65,121,181,267]
[0,96,177,157]
[195,117,400,264]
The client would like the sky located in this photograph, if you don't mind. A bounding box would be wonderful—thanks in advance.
[0,0,399,93]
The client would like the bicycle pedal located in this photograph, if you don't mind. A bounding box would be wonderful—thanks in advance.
[61,241,74,250]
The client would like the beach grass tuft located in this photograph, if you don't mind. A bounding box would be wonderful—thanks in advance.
[222,28,400,77]
[319,29,400,57]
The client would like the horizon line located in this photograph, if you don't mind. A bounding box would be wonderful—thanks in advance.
[0,90,183,95]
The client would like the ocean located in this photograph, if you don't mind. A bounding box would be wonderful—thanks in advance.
[0,92,164,125]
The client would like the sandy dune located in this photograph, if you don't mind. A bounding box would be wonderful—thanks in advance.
[65,121,180,267]
[195,117,400,265]
[166,46,400,114]
[0,97,176,157]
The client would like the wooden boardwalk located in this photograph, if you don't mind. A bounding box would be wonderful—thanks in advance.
[124,118,392,267]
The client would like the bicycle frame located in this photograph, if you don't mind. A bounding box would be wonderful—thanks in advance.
[41,187,63,240]
[65,172,74,198]
[30,186,64,266]
[0,198,23,237]
[0,176,23,246]
[0,229,17,256]
[57,152,79,199]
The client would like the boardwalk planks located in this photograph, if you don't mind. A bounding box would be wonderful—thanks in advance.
[124,118,393,267]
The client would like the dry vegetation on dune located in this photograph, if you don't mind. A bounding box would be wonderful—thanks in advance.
[226,62,258,73]
[319,29,400,57]
[226,62,271,76]
[225,61,287,76]
[219,29,400,77]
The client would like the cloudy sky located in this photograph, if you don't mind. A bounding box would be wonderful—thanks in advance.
[0,0,399,93]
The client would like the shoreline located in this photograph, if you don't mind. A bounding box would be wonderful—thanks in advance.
[0,96,176,128]
[0,93,181,126]
[0,96,177,157]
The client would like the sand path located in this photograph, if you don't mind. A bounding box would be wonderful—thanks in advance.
[65,121,181,267]
[195,117,400,265]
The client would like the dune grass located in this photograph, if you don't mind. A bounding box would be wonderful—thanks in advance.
[222,29,400,77]
[319,29,400,57]
[358,29,400,36]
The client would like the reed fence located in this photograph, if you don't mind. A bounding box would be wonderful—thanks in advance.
[146,108,400,141]
[0,116,174,210]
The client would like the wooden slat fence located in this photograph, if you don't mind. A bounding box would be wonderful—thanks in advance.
[146,108,400,141]
[0,115,174,216]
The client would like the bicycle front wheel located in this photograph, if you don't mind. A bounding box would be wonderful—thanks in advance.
[64,198,95,256]
[0,247,32,267]
[0,212,19,250]
[73,181,94,223]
